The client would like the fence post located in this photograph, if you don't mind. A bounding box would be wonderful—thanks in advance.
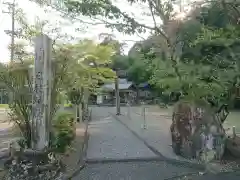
[115,77,120,115]
[232,126,236,138]
[141,102,147,129]
[127,102,131,119]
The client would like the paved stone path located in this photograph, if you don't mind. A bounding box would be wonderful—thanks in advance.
[112,106,183,161]
[86,107,157,160]
[75,106,240,180]
[74,161,200,180]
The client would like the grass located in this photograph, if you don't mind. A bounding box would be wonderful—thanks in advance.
[64,103,73,108]
[0,104,8,108]
[145,105,173,116]
[224,111,240,134]
[147,105,240,134]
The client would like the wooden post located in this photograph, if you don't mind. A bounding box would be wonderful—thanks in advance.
[78,103,82,122]
[32,34,52,150]
[142,106,147,129]
[141,102,147,129]
[83,87,89,120]
[115,77,120,115]
[0,89,3,104]
[232,126,236,138]
[75,105,79,122]
[127,102,130,119]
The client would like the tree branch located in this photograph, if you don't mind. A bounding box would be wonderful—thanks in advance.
[148,0,168,24]
[148,0,158,32]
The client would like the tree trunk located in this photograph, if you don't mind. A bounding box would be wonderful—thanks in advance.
[115,77,120,115]
[78,103,82,122]
[75,104,79,122]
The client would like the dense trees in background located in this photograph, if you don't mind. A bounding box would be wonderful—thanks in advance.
[18,0,240,108]
[61,0,240,108]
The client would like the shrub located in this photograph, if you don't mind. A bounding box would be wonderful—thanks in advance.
[51,111,75,153]
[159,92,170,105]
[63,103,73,108]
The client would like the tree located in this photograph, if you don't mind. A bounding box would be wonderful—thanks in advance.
[30,0,184,80]
[30,0,240,105]
[0,5,79,147]
[114,0,240,105]
[174,0,240,106]
[58,39,116,103]
[0,60,33,147]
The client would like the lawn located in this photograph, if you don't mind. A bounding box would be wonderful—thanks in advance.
[224,111,240,134]
[64,103,73,108]
[147,105,240,134]
[0,104,8,108]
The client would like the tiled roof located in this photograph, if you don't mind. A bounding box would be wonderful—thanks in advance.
[101,79,133,91]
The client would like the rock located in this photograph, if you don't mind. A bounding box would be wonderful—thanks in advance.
[3,144,64,180]
[170,99,227,160]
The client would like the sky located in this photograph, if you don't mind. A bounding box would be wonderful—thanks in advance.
[0,0,195,63]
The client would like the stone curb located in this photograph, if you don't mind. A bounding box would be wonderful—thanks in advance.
[131,111,171,119]
[111,113,206,171]
[86,157,163,164]
[62,109,91,180]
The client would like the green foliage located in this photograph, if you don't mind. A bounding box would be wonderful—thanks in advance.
[0,7,116,151]
[149,59,225,100]
[111,55,129,70]
[57,40,116,89]
[177,8,240,104]
[0,11,79,148]
[51,111,75,153]
[64,0,146,34]
[147,0,240,105]
[67,88,82,105]
[64,103,73,108]
[0,104,9,108]
[0,61,33,147]
[56,40,116,104]
[127,58,152,84]
[31,0,240,107]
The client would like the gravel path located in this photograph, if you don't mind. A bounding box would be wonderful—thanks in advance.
[86,107,157,160]
[74,160,240,180]
[74,161,199,180]
[114,106,182,161]
[76,106,240,180]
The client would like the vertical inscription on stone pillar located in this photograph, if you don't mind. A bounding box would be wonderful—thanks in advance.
[32,34,52,150]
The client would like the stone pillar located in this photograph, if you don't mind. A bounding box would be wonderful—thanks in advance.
[32,34,52,150]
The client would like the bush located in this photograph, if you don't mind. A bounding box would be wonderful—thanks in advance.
[159,92,171,105]
[51,111,75,153]
[63,103,73,108]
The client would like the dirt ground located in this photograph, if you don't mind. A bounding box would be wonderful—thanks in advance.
[61,122,85,176]
[0,124,13,177]
[0,109,16,153]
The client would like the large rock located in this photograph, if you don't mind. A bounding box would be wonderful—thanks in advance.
[170,99,227,161]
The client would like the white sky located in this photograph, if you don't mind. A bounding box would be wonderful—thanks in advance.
[0,0,196,63]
